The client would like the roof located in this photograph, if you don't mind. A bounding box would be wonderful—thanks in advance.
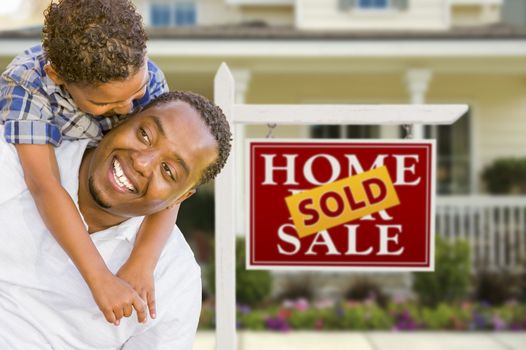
[1,23,526,41]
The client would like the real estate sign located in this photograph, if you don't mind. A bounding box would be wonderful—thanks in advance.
[247,140,436,271]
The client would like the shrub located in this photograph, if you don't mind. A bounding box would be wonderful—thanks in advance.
[474,270,522,306]
[344,277,389,308]
[413,236,470,307]
[206,237,272,306]
[482,158,526,194]
[275,275,315,301]
[177,190,215,235]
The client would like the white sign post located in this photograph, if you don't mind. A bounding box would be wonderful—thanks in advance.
[213,63,467,350]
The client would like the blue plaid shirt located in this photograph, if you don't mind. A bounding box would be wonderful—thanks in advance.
[0,45,169,146]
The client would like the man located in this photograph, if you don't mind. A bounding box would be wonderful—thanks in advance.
[0,91,232,349]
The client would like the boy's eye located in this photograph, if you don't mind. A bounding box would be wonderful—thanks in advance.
[139,127,151,145]
[161,162,176,181]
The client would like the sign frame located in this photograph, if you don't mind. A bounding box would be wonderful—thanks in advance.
[246,138,436,272]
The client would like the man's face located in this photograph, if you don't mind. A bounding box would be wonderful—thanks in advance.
[62,64,149,117]
[86,100,218,217]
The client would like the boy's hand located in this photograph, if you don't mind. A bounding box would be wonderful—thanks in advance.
[89,272,147,326]
[117,260,157,320]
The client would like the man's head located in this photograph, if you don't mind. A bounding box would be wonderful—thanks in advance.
[42,0,148,116]
[83,91,232,218]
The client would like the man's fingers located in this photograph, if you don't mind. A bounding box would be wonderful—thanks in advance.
[132,295,147,323]
[103,309,117,325]
[147,290,157,319]
[123,305,133,318]
[113,308,124,325]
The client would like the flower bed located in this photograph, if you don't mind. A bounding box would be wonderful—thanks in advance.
[199,299,526,332]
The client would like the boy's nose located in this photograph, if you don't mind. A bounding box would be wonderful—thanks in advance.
[113,102,133,115]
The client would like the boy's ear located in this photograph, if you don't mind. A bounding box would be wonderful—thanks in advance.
[44,63,65,85]
[171,189,196,207]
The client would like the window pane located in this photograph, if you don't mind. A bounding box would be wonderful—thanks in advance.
[359,0,388,8]
[311,125,341,139]
[359,0,373,8]
[346,125,379,138]
[374,0,388,8]
[174,2,197,26]
[151,4,171,27]
[426,110,471,194]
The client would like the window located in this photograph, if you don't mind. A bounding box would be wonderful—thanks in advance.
[311,125,379,139]
[174,2,197,26]
[358,0,389,9]
[425,110,471,194]
[151,3,171,27]
[150,1,197,27]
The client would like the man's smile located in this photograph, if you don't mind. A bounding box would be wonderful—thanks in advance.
[110,158,137,193]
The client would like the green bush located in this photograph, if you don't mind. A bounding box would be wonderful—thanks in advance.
[413,236,470,307]
[206,237,272,306]
[482,158,526,194]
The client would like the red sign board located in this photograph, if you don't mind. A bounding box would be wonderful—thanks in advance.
[247,140,435,271]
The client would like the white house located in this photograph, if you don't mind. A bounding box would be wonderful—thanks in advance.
[0,0,525,272]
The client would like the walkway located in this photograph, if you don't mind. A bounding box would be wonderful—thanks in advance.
[194,331,526,350]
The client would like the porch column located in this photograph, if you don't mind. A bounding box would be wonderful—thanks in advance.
[232,69,251,236]
[405,69,433,139]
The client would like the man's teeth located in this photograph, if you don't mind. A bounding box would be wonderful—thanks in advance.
[113,159,136,192]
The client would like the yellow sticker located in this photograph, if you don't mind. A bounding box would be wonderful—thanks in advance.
[285,166,400,238]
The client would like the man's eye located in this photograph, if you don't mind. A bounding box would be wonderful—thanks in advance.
[139,128,150,145]
[162,162,176,181]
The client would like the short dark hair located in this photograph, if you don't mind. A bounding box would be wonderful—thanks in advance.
[42,0,147,85]
[143,91,232,186]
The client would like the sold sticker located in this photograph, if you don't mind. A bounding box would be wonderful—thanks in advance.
[285,166,400,238]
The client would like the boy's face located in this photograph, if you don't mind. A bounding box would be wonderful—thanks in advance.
[85,100,218,217]
[46,63,149,117]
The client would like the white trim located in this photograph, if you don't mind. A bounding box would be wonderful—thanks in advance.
[225,0,293,5]
[214,64,237,350]
[231,104,467,125]
[450,0,503,4]
[2,40,526,58]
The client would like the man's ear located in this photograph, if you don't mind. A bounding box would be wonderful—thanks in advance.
[170,189,196,207]
[44,63,65,85]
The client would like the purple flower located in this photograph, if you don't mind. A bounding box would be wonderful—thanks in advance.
[237,304,252,315]
[335,304,345,318]
[265,317,290,332]
[492,315,507,331]
[472,312,487,330]
[394,310,418,331]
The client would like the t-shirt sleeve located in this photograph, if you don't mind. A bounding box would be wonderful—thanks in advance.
[133,60,170,110]
[0,75,62,146]
[121,252,202,350]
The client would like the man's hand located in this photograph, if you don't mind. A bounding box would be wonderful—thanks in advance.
[117,259,157,320]
[89,272,148,326]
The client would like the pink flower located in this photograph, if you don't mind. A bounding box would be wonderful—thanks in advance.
[295,298,310,312]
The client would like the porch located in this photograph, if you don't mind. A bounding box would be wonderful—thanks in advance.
[436,196,526,272]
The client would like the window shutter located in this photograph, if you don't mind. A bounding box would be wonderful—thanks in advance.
[339,0,357,11]
[391,0,408,11]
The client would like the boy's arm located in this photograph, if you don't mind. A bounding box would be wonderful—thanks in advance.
[15,144,147,325]
[117,205,180,319]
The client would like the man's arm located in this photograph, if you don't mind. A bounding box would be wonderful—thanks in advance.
[117,205,180,319]
[121,248,202,350]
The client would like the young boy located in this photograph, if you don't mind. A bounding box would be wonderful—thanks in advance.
[0,0,179,326]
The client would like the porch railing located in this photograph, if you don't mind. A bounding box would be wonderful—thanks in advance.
[436,196,526,272]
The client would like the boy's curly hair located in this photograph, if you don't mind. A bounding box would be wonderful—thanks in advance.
[42,0,147,85]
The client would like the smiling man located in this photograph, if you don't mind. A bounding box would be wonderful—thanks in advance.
[0,91,231,349]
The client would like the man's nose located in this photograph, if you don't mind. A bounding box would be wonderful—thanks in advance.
[131,149,159,178]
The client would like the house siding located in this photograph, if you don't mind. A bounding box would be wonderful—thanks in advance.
[297,0,449,31]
